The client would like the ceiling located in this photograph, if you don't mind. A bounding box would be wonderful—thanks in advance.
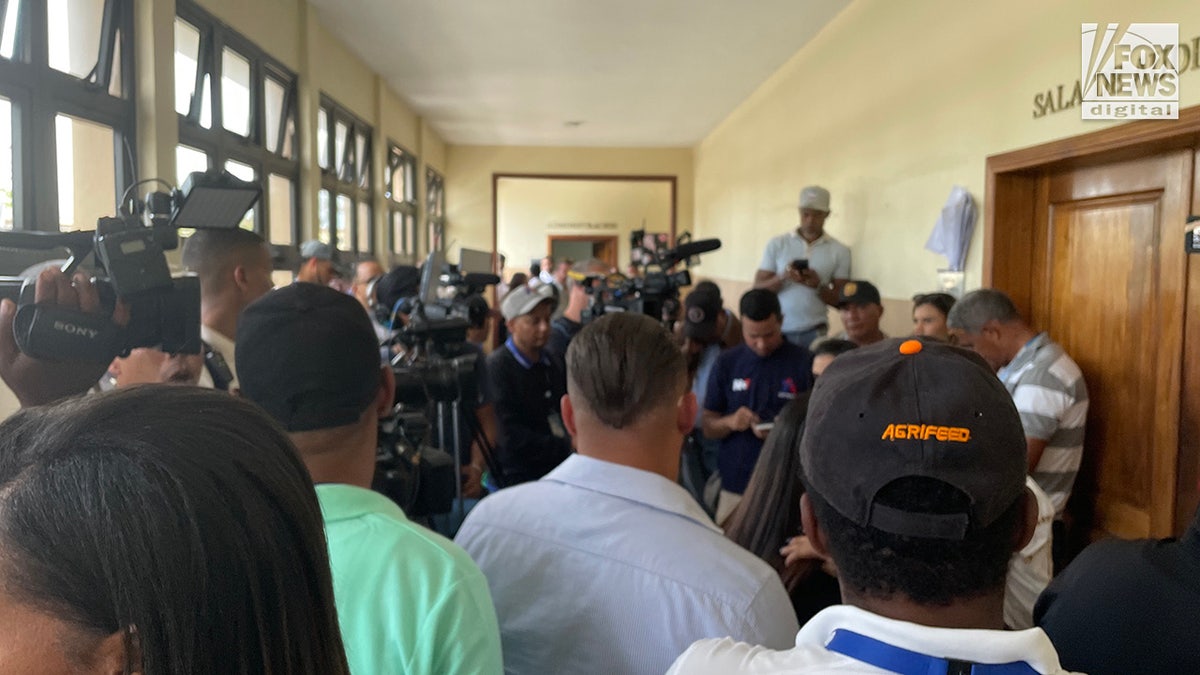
[306,0,850,147]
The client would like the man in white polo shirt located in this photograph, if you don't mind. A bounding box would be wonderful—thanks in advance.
[754,185,851,347]
[668,339,1077,675]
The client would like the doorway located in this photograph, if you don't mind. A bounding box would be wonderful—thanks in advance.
[549,235,619,270]
[987,107,1200,543]
[493,174,676,283]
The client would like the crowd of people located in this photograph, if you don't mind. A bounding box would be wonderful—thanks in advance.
[0,184,1192,675]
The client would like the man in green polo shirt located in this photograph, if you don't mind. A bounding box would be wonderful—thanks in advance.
[236,282,502,675]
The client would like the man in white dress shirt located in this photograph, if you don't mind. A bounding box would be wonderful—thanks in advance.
[180,229,274,391]
[456,312,796,675]
[668,338,1078,675]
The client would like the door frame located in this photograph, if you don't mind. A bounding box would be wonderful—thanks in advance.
[985,106,1200,536]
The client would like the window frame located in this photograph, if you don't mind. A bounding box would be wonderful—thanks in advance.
[174,0,299,248]
[0,0,136,232]
[318,94,374,258]
[425,165,444,254]
[385,141,417,262]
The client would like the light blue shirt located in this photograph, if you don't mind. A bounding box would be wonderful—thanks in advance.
[455,454,798,675]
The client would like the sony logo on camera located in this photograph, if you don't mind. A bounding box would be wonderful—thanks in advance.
[52,320,101,340]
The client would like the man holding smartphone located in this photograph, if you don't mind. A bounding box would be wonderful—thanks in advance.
[754,185,852,347]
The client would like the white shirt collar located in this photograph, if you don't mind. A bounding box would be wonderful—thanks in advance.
[798,605,1067,673]
[541,454,722,534]
[790,230,830,246]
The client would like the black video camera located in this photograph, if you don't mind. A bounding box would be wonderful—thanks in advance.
[0,170,261,363]
[586,231,721,323]
[373,250,503,516]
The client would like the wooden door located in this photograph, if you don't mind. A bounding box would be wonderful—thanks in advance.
[1033,150,1194,539]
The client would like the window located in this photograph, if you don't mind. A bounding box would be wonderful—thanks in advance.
[175,1,298,249]
[318,96,374,256]
[385,143,417,260]
[426,167,445,253]
[0,0,134,232]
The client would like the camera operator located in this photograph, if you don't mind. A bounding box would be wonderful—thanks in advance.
[102,348,203,388]
[487,283,571,487]
[180,229,274,391]
[235,282,502,675]
[545,259,610,361]
[296,239,347,286]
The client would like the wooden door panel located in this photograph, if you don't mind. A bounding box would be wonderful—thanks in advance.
[1039,150,1193,540]
[1047,197,1159,537]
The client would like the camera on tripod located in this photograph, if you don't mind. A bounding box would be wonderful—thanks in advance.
[372,249,501,517]
[0,170,261,363]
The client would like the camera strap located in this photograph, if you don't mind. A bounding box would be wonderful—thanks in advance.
[12,303,121,363]
[202,340,234,391]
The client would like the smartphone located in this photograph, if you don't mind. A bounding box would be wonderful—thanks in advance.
[754,422,775,432]
[790,259,809,272]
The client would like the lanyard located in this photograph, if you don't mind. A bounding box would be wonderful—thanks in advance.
[825,629,1041,675]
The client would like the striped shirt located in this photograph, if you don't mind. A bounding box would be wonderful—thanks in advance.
[1000,333,1088,518]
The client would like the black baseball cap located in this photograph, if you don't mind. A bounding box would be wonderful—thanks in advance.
[836,280,882,308]
[236,283,382,432]
[683,290,721,342]
[800,337,1027,540]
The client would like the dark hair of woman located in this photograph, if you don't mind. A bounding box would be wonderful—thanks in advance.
[912,292,957,318]
[724,395,841,622]
[0,385,351,674]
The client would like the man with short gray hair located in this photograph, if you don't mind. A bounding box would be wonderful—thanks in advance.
[947,289,1089,523]
[456,313,797,675]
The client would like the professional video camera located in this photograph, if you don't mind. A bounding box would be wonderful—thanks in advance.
[372,249,502,518]
[0,170,260,363]
[584,230,721,323]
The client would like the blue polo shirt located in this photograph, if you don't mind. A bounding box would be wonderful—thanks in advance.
[704,341,813,493]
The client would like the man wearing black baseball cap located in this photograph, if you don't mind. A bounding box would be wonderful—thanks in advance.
[823,279,887,348]
[235,283,502,675]
[670,338,1077,674]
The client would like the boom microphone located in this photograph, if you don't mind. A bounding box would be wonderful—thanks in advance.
[662,238,721,265]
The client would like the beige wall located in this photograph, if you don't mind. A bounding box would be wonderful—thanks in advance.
[496,177,673,272]
[445,145,694,260]
[693,0,1200,323]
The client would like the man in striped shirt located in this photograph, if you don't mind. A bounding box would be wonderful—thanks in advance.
[947,290,1089,521]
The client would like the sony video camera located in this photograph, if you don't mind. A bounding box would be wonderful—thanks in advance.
[0,170,260,363]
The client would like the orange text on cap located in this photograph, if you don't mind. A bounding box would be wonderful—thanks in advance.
[881,423,971,443]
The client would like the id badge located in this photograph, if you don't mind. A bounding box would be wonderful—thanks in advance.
[547,412,567,438]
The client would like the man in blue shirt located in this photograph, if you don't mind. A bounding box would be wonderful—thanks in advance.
[457,313,797,675]
[702,289,813,524]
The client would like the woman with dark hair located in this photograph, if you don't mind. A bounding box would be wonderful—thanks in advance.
[724,395,841,624]
[0,385,351,674]
[912,292,957,341]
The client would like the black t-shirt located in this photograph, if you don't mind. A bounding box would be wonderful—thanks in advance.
[1034,512,1200,675]
[485,340,571,486]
